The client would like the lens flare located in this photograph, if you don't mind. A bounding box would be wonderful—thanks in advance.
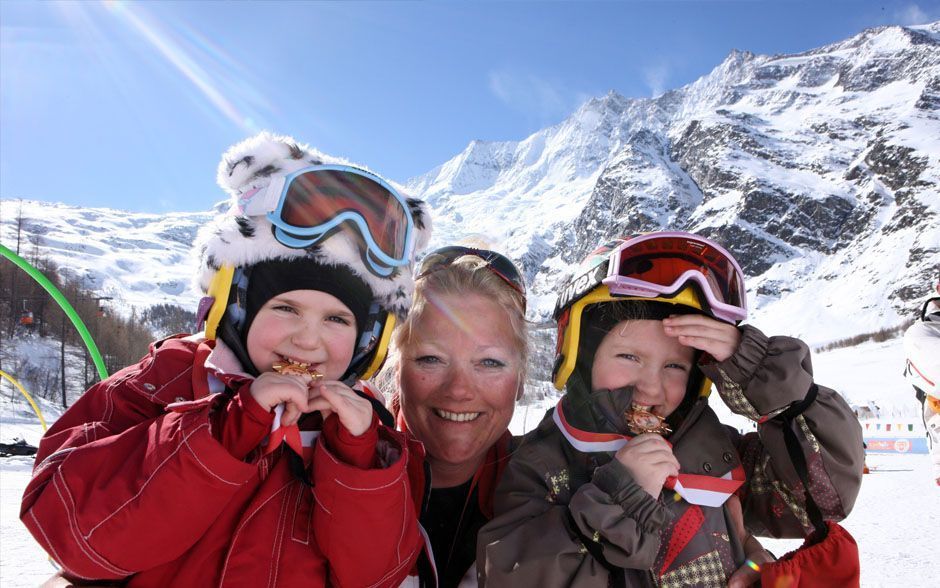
[423,290,477,340]
[99,0,270,133]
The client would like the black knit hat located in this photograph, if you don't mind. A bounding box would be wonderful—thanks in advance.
[242,258,373,342]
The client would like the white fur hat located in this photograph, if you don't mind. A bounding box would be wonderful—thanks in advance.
[192,132,432,317]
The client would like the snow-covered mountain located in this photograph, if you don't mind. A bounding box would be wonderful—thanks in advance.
[0,200,215,312]
[2,22,938,347]
[410,22,940,341]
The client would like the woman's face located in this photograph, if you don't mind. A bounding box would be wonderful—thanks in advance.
[398,292,521,487]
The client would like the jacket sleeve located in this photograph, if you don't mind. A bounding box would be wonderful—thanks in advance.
[699,325,864,538]
[477,429,668,587]
[312,422,422,588]
[19,341,261,580]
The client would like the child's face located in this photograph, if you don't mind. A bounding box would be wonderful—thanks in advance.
[590,319,695,418]
[246,289,357,381]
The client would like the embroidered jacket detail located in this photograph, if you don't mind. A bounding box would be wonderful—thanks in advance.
[714,368,760,421]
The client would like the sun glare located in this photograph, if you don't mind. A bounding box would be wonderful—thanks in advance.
[90,0,270,134]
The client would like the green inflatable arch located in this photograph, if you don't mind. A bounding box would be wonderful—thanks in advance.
[1,244,108,381]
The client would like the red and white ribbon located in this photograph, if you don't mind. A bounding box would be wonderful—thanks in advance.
[553,400,744,507]
[263,403,319,464]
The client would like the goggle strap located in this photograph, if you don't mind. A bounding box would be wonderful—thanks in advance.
[604,272,744,323]
[344,304,396,382]
[360,313,396,380]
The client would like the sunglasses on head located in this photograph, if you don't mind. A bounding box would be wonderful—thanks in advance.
[602,232,747,323]
[417,245,527,309]
[237,164,415,277]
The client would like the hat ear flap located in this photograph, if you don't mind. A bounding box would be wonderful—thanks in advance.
[203,265,235,340]
[359,313,397,380]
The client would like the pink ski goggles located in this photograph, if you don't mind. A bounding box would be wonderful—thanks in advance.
[602,232,748,323]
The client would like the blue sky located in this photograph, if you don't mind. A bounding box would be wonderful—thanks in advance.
[1,0,937,213]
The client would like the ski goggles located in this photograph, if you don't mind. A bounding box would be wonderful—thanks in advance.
[602,231,747,323]
[417,245,527,309]
[237,164,415,277]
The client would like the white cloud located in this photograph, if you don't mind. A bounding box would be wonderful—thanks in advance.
[488,69,581,122]
[895,4,931,25]
[642,62,671,98]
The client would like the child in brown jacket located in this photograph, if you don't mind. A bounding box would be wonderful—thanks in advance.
[478,232,864,587]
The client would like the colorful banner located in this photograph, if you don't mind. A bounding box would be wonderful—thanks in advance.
[870,423,916,431]
[864,437,929,454]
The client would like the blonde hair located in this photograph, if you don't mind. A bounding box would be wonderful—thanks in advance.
[375,252,529,404]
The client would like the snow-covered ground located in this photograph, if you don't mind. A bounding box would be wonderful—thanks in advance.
[2,338,937,586]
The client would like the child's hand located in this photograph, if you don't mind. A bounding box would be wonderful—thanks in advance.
[250,372,318,427]
[725,495,773,587]
[614,434,680,498]
[662,314,742,362]
[308,381,374,437]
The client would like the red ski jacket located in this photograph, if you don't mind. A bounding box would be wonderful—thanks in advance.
[20,335,424,587]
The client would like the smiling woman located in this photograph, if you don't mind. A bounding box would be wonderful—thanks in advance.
[380,246,528,588]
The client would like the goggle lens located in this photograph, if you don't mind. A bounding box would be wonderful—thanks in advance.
[278,169,410,260]
[604,234,747,322]
[617,251,742,308]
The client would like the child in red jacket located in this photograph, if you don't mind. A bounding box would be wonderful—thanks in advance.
[20,132,432,587]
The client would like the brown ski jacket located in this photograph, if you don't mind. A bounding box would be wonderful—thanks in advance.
[478,326,863,587]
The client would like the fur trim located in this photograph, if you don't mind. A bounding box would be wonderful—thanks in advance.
[193,132,432,317]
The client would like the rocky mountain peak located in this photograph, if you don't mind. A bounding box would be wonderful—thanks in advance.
[4,22,936,358]
[410,21,940,343]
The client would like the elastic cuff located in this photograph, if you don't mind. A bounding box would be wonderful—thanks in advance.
[238,385,275,426]
[313,423,407,486]
[592,458,635,498]
[322,413,379,468]
[721,325,770,384]
[592,459,667,532]
[335,412,380,445]
[217,386,273,459]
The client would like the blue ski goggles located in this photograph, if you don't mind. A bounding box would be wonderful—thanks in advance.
[237,164,415,277]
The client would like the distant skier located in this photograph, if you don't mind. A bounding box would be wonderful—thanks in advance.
[903,273,940,486]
